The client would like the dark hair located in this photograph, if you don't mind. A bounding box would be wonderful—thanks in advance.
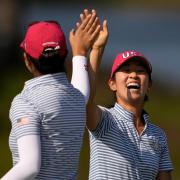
[26,49,67,74]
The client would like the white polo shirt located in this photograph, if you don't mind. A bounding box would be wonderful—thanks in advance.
[89,103,173,180]
[9,72,86,179]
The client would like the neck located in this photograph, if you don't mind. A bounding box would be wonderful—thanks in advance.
[117,100,145,134]
[117,98,144,116]
[33,71,42,77]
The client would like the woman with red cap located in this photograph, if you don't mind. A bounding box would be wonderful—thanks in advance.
[1,11,101,180]
[77,10,173,180]
[88,50,174,180]
[87,49,173,179]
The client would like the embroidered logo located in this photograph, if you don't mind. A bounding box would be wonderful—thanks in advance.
[84,64,88,71]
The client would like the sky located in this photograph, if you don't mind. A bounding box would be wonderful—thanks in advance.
[20,3,180,90]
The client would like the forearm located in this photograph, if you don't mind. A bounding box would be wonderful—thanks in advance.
[2,161,39,180]
[71,56,90,104]
[2,135,41,180]
[88,46,104,102]
[86,47,104,130]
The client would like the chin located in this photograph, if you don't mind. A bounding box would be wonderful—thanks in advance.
[128,95,144,103]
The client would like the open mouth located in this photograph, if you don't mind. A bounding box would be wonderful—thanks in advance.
[127,83,140,90]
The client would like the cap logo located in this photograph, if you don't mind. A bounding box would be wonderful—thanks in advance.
[42,42,59,46]
[43,46,60,52]
[42,42,60,52]
[122,51,137,59]
[54,45,60,50]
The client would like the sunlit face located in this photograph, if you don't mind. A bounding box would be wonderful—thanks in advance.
[109,60,152,105]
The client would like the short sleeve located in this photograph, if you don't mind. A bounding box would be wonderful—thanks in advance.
[10,95,41,139]
[159,131,173,171]
[89,106,113,139]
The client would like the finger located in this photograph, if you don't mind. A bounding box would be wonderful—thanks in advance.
[69,29,75,41]
[75,22,81,32]
[91,25,101,41]
[80,9,89,24]
[76,22,80,28]
[79,14,92,29]
[84,11,97,32]
[70,28,75,34]
[84,9,89,17]
[91,9,96,15]
[80,13,85,22]
[88,17,99,34]
[103,19,108,32]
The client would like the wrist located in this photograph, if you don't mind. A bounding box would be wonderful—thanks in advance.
[72,49,88,57]
[92,45,104,51]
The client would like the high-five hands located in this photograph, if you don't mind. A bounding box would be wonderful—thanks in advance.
[69,9,101,56]
[80,9,109,50]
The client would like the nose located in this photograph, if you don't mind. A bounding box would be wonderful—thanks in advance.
[129,71,137,78]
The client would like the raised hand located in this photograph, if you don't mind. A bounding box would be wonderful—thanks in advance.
[92,19,108,49]
[80,9,109,50]
[69,10,100,57]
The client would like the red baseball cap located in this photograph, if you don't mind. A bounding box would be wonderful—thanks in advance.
[20,21,67,60]
[110,50,152,78]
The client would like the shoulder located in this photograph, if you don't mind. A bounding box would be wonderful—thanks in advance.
[10,93,39,121]
[148,122,166,135]
[96,105,115,127]
[11,93,26,109]
[11,91,37,108]
[98,105,109,111]
[147,122,168,143]
[98,105,113,117]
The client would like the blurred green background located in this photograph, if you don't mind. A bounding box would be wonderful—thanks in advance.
[1,0,180,179]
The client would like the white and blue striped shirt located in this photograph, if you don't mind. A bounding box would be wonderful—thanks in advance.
[89,103,173,180]
[9,73,86,179]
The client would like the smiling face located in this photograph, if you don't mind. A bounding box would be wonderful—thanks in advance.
[109,59,152,106]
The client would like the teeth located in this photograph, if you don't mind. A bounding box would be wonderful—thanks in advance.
[127,83,140,89]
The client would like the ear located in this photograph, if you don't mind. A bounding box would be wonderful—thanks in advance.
[147,80,152,94]
[23,53,34,73]
[108,78,117,91]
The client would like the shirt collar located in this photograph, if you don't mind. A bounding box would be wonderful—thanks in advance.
[113,103,150,124]
[24,72,68,90]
